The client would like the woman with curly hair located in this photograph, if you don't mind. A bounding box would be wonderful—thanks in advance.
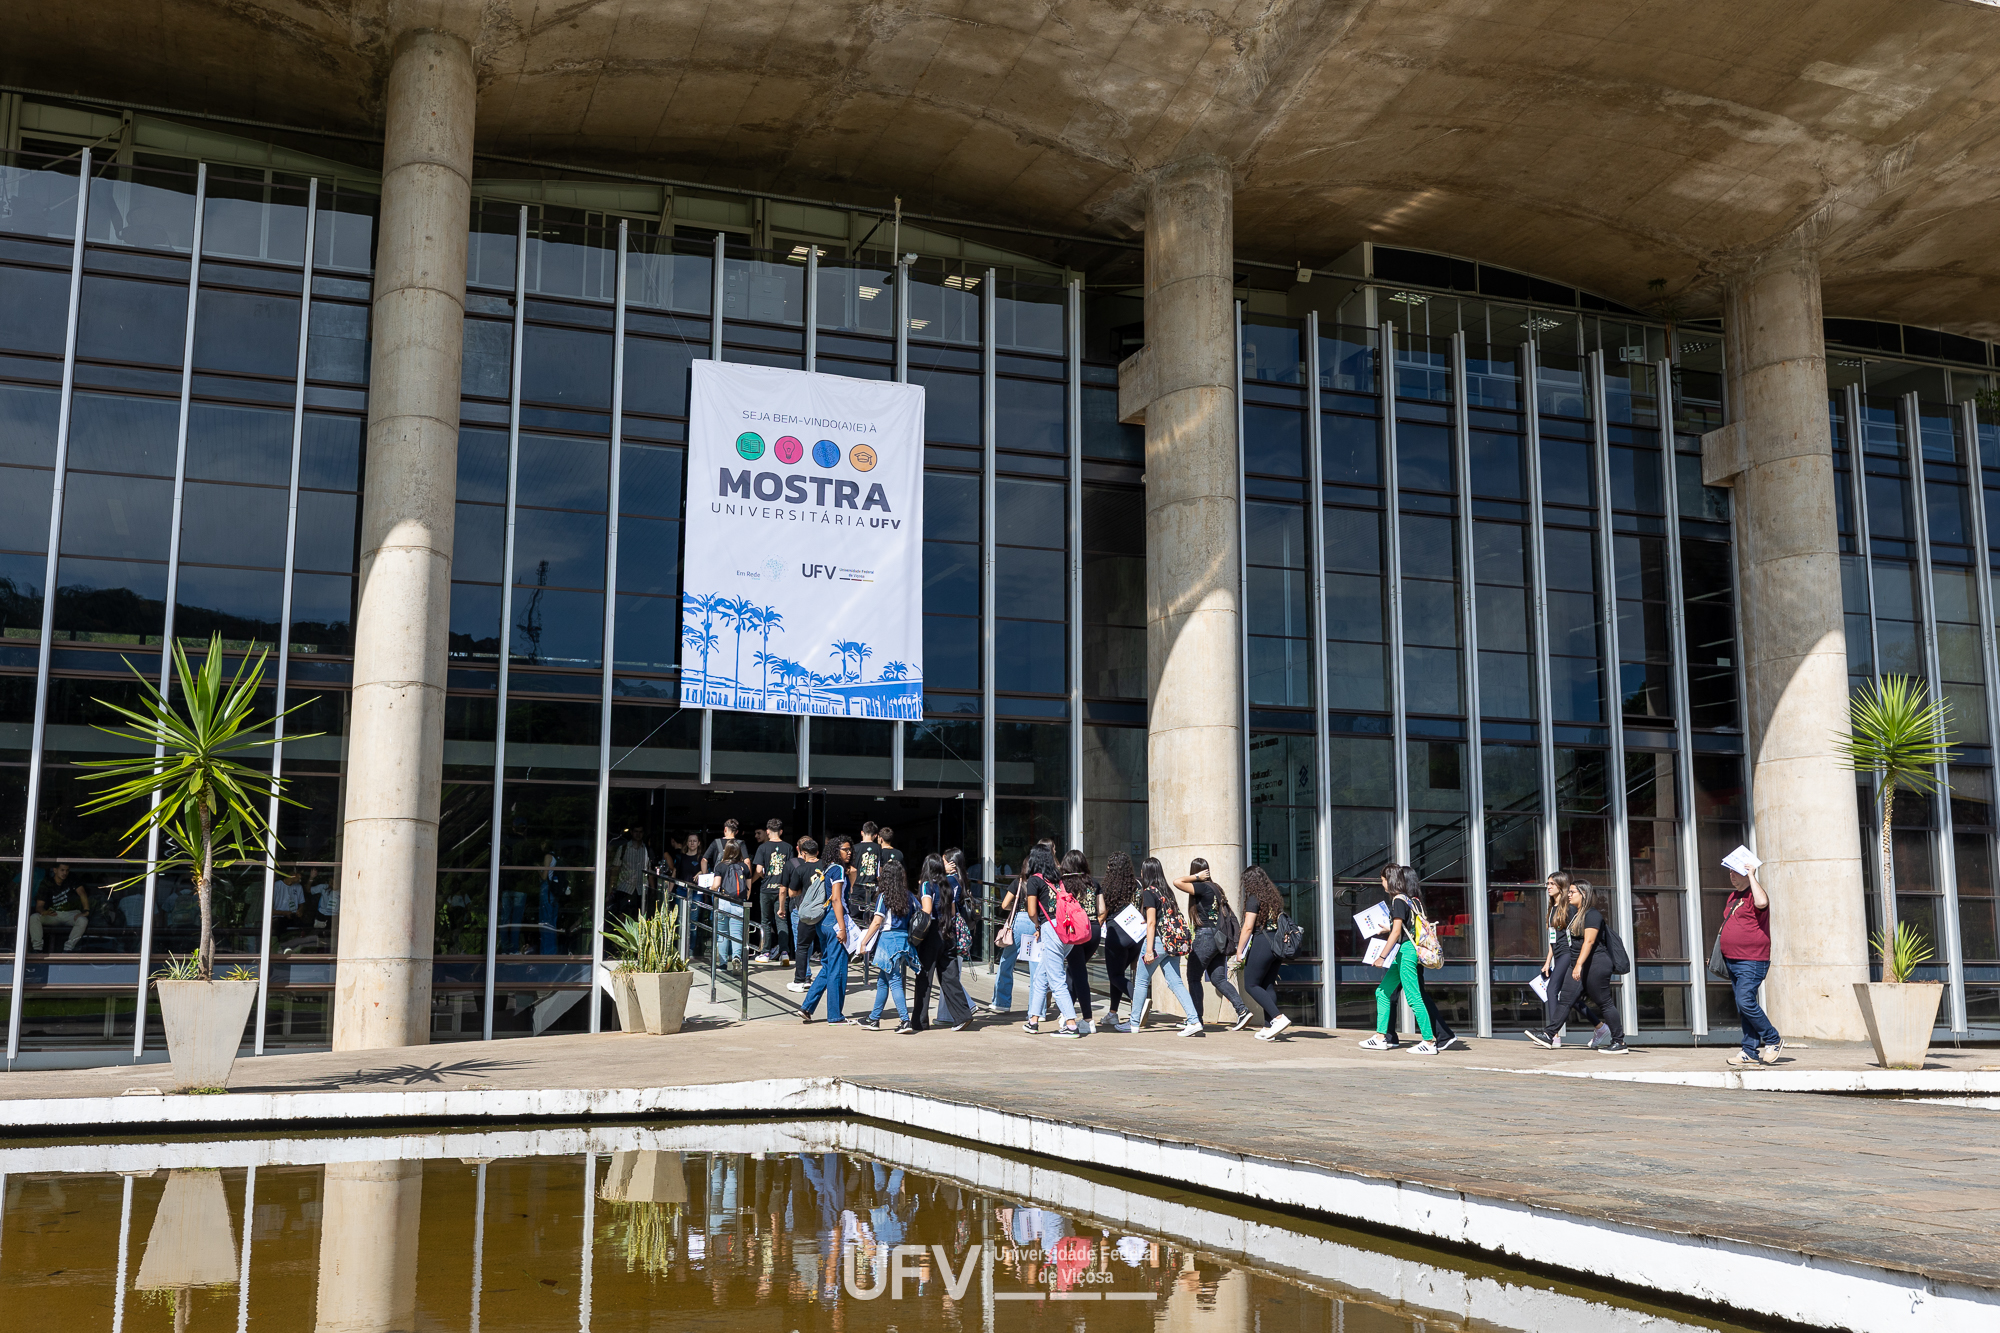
[1097,852,1142,1029]
[1233,865,1293,1039]
[856,860,919,1033]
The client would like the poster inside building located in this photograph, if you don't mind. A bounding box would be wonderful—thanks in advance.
[679,360,926,720]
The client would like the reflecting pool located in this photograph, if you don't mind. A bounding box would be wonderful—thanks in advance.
[2,1120,1760,1331]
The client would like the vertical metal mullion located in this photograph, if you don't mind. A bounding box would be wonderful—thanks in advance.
[1235,301,1251,859]
[1658,361,1708,1037]
[1523,344,1559,879]
[124,160,205,1060]
[1590,351,1637,1030]
[892,259,910,791]
[9,147,90,1065]
[981,270,998,880]
[1846,383,1883,947]
[699,230,723,779]
[482,206,529,1041]
[797,716,811,788]
[804,246,818,371]
[1451,332,1492,1038]
[1065,280,1083,848]
[253,177,316,1056]
[1965,397,2000,1035]
[1907,392,1966,1032]
[588,222,629,1035]
[1382,323,1410,861]
[1305,314,1335,1026]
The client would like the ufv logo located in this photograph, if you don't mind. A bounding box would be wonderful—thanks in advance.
[802,563,840,580]
[842,1243,979,1300]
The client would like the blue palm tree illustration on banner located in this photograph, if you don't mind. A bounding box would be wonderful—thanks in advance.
[880,661,909,681]
[680,591,725,697]
[753,604,784,703]
[721,597,758,703]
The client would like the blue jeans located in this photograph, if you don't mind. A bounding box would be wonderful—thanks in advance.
[1134,945,1198,1020]
[991,910,1033,1011]
[870,932,914,1022]
[801,915,850,1022]
[715,898,744,963]
[1026,919,1078,1024]
[1727,957,1779,1057]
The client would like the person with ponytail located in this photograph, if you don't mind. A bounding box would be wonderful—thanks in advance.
[1179,859,1256,1031]
[1019,845,1082,1037]
[1530,879,1629,1054]
[1358,863,1442,1054]
[1538,870,1607,1048]
[913,852,975,1031]
[1059,849,1102,1035]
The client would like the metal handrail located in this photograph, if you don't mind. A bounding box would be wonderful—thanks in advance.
[668,877,765,1020]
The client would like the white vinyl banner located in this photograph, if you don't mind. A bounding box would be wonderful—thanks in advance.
[680,361,925,720]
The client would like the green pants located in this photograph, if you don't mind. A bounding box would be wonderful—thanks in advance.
[1374,941,1435,1040]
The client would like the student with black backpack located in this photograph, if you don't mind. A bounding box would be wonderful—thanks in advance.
[912,853,974,1031]
[1528,879,1630,1055]
[1127,857,1203,1037]
[797,837,853,1025]
[1233,866,1293,1040]
[1178,859,1256,1031]
[784,837,829,993]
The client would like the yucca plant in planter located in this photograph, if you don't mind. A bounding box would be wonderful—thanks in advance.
[1835,675,1952,1069]
[79,635,316,1090]
[601,905,692,1034]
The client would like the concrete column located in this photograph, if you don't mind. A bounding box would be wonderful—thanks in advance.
[1118,156,1246,970]
[1703,240,1868,1041]
[335,28,475,1051]
[314,1160,423,1333]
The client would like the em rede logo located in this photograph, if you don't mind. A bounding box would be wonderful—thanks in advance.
[735,431,765,460]
[812,438,841,468]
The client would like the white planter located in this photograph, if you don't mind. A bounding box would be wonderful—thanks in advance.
[1853,981,1944,1070]
[629,971,694,1035]
[155,979,259,1090]
[610,972,646,1033]
[600,1150,688,1204]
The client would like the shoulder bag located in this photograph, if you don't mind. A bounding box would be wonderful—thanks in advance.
[1706,893,1744,981]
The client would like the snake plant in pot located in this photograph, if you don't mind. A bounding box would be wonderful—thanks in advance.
[1835,675,1951,1068]
[79,636,317,1089]
[601,906,692,1034]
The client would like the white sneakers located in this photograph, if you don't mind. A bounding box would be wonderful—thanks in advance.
[1409,1040,1439,1055]
[1177,1019,1204,1037]
[1587,1022,1611,1050]
[1357,1033,1396,1050]
[1254,1013,1292,1041]
[785,981,808,993]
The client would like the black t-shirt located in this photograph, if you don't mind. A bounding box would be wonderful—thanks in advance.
[1572,908,1607,950]
[43,880,82,913]
[702,838,735,872]
[758,840,794,888]
[852,842,884,889]
[783,858,822,897]
[716,862,751,901]
[1018,872,1057,918]
[1187,880,1225,927]
[1138,885,1172,921]
[1389,896,1414,935]
[672,851,701,883]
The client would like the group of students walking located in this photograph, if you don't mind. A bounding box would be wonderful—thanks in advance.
[688,814,1782,1064]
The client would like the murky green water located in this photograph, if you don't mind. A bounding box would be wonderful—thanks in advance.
[3,1120,1761,1331]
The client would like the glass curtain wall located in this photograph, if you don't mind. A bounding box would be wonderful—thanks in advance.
[1291,286,1728,1037]
[1,144,376,1057]
[1828,340,2000,1036]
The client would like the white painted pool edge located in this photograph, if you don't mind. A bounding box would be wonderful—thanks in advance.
[0,1075,1990,1333]
[1471,1064,2000,1092]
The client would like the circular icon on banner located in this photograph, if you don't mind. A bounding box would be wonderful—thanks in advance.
[774,435,804,465]
[812,439,842,468]
[850,444,878,472]
[735,432,766,460]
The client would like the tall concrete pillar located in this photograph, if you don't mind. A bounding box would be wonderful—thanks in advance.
[314,1160,423,1332]
[1703,239,1868,1041]
[1118,156,1246,924]
[335,28,475,1051]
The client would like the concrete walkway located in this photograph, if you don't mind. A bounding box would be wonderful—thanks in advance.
[2,1020,1996,1332]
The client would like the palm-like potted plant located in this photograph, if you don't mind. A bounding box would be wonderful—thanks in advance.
[602,905,692,1034]
[79,635,315,1089]
[1835,674,1952,1068]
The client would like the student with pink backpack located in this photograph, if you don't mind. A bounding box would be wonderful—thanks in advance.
[1019,846,1086,1037]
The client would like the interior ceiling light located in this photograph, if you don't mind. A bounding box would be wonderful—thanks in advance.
[858,286,880,300]
[1388,290,1429,305]
[1520,316,1561,332]
[908,319,931,330]
[943,274,980,290]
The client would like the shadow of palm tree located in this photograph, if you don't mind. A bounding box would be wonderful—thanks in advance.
[230,1057,531,1092]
